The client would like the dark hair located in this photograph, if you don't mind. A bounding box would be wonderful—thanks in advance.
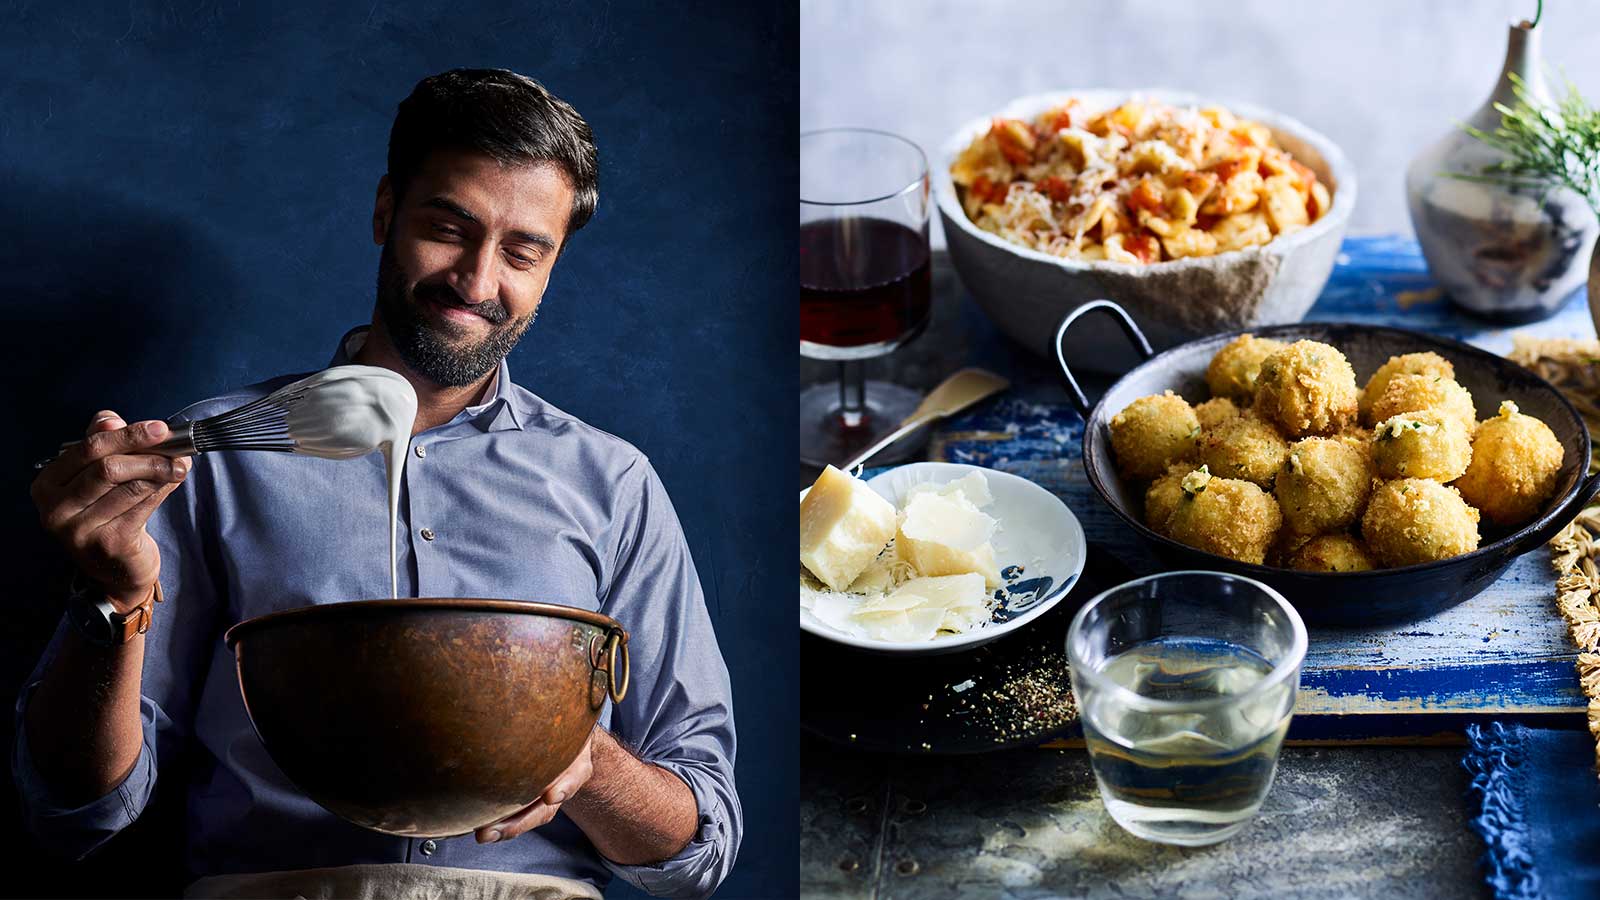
[387,68,599,236]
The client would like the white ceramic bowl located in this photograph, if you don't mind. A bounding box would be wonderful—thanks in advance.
[799,462,1087,656]
[935,89,1357,372]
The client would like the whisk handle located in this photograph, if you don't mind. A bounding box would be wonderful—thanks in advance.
[40,421,197,470]
[148,422,197,457]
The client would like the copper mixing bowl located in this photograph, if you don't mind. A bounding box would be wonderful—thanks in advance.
[223,598,629,838]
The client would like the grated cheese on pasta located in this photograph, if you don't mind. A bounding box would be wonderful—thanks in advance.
[950,98,1333,264]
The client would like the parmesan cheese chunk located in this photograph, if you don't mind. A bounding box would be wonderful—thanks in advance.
[897,491,1003,587]
[801,470,1012,643]
[800,465,898,591]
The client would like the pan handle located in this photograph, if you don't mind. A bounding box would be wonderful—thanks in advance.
[589,626,631,706]
[1503,469,1600,558]
[1054,300,1155,418]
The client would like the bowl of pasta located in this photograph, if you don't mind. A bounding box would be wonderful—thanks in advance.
[935,90,1356,372]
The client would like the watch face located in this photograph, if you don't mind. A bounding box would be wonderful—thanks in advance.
[73,598,116,646]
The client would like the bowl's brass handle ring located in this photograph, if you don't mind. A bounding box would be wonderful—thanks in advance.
[592,627,630,704]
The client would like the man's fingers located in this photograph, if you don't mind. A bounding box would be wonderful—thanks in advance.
[539,731,595,805]
[473,746,594,844]
[73,476,185,538]
[470,730,597,845]
[476,801,560,843]
[47,455,190,528]
[33,412,125,491]
[40,417,170,492]
[542,764,589,808]
[69,419,171,470]
[85,410,124,437]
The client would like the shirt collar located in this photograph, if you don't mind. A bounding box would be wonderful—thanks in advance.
[329,326,523,433]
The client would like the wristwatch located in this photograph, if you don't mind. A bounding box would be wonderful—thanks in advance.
[66,573,163,648]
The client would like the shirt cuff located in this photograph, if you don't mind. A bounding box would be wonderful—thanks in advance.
[598,758,733,899]
[10,679,155,861]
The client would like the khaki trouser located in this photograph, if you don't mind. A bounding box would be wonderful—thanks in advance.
[183,863,604,900]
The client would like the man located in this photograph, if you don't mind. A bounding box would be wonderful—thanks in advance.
[14,69,739,899]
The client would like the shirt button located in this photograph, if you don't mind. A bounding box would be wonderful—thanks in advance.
[420,839,437,856]
[414,445,426,459]
[420,528,436,541]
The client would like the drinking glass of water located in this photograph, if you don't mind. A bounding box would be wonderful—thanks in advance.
[1065,571,1307,846]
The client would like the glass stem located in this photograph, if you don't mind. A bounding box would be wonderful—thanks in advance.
[837,360,868,430]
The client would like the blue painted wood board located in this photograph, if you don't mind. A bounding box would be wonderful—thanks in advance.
[926,235,1594,739]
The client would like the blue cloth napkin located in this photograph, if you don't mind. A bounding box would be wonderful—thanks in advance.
[1464,723,1600,900]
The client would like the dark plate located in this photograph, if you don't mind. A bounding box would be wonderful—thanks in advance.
[800,542,1133,755]
[1055,300,1600,626]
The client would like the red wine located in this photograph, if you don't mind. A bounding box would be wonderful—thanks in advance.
[800,218,931,359]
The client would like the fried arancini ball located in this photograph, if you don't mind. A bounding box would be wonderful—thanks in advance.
[1274,437,1374,536]
[1144,462,1200,535]
[1194,396,1242,430]
[1361,478,1481,567]
[1165,467,1283,564]
[1370,409,1473,482]
[1267,528,1315,568]
[1110,391,1200,480]
[1455,400,1565,526]
[1287,533,1375,572]
[1252,340,1360,438]
[1361,352,1456,424]
[1331,426,1374,464]
[1196,414,1289,489]
[1367,373,1477,434]
[1206,334,1287,401]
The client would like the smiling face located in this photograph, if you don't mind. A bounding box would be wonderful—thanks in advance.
[371,148,577,387]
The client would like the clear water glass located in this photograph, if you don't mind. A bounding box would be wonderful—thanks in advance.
[1066,571,1307,846]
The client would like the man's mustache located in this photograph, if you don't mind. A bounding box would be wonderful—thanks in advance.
[413,282,510,324]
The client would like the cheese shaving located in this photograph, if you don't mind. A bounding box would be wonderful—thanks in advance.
[798,471,1007,643]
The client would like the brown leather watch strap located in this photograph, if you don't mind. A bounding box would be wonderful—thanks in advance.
[110,580,163,644]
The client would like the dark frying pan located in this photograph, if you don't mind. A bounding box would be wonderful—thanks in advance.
[1056,299,1600,626]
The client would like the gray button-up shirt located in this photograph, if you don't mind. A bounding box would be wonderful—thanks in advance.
[12,328,740,899]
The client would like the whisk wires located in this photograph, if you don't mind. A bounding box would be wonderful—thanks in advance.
[190,384,311,453]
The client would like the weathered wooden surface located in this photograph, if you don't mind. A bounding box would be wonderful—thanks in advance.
[799,735,1486,900]
[799,240,1579,898]
[805,238,1593,740]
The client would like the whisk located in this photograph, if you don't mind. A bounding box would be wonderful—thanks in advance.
[34,383,312,471]
[150,383,315,456]
[33,366,416,469]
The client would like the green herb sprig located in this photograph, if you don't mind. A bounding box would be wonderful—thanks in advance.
[1452,73,1600,220]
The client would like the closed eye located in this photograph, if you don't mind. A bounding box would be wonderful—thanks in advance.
[503,248,539,270]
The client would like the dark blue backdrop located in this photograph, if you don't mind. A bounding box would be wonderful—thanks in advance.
[0,2,795,898]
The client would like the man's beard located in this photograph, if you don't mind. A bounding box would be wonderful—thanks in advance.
[374,240,536,388]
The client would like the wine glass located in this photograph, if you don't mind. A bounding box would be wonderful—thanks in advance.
[799,128,931,467]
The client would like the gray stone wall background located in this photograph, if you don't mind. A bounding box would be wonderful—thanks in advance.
[801,0,1600,245]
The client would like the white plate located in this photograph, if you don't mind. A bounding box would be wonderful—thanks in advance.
[799,462,1087,656]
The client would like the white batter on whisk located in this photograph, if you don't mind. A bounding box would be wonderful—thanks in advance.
[283,366,418,599]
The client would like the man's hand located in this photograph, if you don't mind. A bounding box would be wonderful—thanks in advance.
[475,726,597,843]
[31,412,190,612]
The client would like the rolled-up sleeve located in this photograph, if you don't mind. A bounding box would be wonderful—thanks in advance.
[11,439,224,860]
[11,656,162,858]
[597,457,741,898]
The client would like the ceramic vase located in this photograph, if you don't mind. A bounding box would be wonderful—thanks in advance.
[1405,19,1597,322]
[1590,237,1600,337]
